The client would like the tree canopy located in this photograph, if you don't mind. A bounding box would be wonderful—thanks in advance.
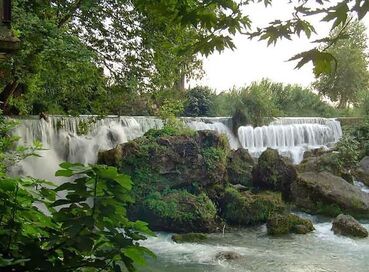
[0,0,368,115]
[313,21,369,108]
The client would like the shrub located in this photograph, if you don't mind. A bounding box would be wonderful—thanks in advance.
[184,86,214,117]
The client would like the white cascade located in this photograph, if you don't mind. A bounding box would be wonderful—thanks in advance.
[238,117,342,164]
[11,116,163,180]
[183,117,240,149]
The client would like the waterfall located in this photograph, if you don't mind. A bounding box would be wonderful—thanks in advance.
[11,116,163,180]
[10,116,342,180]
[183,117,240,149]
[238,117,342,164]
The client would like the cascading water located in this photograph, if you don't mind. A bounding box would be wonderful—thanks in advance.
[183,117,240,149]
[238,117,342,164]
[11,116,163,180]
[10,115,343,179]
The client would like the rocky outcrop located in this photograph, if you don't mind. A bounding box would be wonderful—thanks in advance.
[226,148,254,187]
[221,187,285,226]
[266,213,314,235]
[98,130,230,196]
[252,148,297,200]
[354,156,369,186]
[172,233,208,243]
[331,214,368,238]
[292,171,369,218]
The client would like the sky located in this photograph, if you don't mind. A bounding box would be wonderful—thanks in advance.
[192,1,369,93]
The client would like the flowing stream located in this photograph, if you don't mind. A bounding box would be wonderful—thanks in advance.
[139,216,369,272]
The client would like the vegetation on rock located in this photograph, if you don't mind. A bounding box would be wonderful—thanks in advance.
[252,148,297,201]
[267,213,314,235]
[220,187,285,226]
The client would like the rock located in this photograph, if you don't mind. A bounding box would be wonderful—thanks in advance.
[128,191,218,233]
[297,151,354,183]
[266,214,290,235]
[98,130,230,196]
[332,214,368,238]
[292,171,369,218]
[226,148,254,187]
[215,251,241,261]
[252,148,297,200]
[267,213,314,235]
[172,233,207,243]
[354,156,369,186]
[221,187,285,226]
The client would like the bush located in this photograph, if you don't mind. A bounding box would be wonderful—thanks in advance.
[0,163,155,272]
[184,86,214,117]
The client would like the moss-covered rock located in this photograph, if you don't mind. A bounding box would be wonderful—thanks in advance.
[220,187,285,226]
[98,130,230,199]
[171,233,208,243]
[226,148,254,187]
[292,171,369,218]
[332,214,368,238]
[128,190,218,233]
[266,213,314,235]
[252,148,297,200]
[297,150,354,183]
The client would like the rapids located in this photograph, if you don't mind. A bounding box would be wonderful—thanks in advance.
[140,216,369,272]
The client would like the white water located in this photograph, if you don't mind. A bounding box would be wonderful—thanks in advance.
[140,217,369,272]
[11,116,163,180]
[238,117,342,164]
[10,116,342,179]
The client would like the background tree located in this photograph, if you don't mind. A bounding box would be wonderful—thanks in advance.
[313,21,369,108]
[184,86,214,117]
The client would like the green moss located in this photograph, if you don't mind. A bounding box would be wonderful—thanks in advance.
[171,233,208,243]
[142,190,217,227]
[316,202,342,217]
[144,123,196,139]
[267,213,314,235]
[202,147,227,171]
[221,188,285,226]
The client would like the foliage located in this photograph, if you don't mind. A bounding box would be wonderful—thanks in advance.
[344,118,369,159]
[212,79,338,124]
[0,162,154,271]
[313,21,369,108]
[335,135,360,171]
[202,147,227,171]
[0,114,42,173]
[184,86,214,117]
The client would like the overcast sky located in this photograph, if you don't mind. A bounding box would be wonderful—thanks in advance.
[192,2,369,93]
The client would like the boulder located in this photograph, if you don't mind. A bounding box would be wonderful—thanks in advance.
[98,130,230,197]
[128,191,218,233]
[331,214,368,238]
[292,171,369,218]
[172,233,207,243]
[215,251,241,261]
[221,187,285,226]
[354,156,369,186]
[267,213,314,235]
[226,148,254,187]
[252,148,297,200]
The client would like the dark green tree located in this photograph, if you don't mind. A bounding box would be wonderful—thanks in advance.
[184,86,214,117]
